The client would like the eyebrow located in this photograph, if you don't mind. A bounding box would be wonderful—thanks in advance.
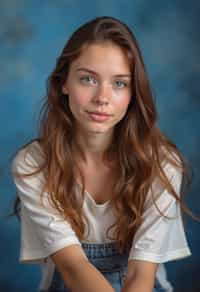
[76,67,131,78]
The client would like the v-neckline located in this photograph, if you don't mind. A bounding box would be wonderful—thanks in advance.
[76,183,111,207]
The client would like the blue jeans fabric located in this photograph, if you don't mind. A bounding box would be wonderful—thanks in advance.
[47,241,165,292]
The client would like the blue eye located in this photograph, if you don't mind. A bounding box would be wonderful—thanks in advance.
[80,75,97,85]
[115,80,127,88]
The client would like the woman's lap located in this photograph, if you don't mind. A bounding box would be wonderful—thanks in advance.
[47,241,167,292]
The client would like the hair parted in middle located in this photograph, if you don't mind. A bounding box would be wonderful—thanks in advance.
[13,16,192,254]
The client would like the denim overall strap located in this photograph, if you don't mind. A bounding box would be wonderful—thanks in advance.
[47,241,164,292]
[82,241,129,291]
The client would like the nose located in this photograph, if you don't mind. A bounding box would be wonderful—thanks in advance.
[92,83,111,106]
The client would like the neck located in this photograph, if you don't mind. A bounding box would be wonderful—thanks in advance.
[74,129,114,165]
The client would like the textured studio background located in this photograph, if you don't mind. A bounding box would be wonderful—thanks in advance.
[0,1,200,291]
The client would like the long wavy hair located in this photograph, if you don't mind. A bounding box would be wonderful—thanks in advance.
[12,16,193,254]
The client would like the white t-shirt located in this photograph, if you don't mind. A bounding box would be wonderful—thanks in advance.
[12,141,191,291]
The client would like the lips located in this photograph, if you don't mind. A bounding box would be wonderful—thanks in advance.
[87,111,111,117]
[86,111,112,122]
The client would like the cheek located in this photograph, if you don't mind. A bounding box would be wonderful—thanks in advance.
[115,94,131,112]
[68,87,90,109]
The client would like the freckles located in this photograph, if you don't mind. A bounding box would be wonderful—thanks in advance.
[115,94,131,109]
[69,89,88,106]
[73,95,84,105]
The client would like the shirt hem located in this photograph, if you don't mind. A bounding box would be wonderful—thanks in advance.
[20,237,82,264]
[128,247,192,263]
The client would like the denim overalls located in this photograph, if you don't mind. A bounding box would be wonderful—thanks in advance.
[47,241,165,292]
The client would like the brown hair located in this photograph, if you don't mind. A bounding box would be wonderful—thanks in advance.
[12,16,194,254]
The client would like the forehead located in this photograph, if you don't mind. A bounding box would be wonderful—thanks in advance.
[70,42,131,74]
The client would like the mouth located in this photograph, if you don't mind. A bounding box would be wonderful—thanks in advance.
[86,111,112,122]
[87,111,112,117]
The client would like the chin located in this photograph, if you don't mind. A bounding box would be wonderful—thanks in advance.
[89,129,106,134]
[88,126,111,134]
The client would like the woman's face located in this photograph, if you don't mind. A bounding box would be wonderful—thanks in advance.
[62,42,132,136]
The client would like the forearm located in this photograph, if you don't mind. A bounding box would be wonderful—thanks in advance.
[61,259,115,292]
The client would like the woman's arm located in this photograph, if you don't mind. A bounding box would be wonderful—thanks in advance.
[121,259,158,292]
[51,244,115,292]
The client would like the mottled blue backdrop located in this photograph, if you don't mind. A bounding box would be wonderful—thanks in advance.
[0,0,199,291]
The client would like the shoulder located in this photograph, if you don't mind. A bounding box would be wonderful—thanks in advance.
[159,145,183,180]
[12,140,47,200]
[144,146,183,208]
[12,140,44,175]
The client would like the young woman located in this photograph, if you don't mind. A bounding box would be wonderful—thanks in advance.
[12,16,192,292]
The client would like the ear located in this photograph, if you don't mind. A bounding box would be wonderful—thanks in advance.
[62,83,68,95]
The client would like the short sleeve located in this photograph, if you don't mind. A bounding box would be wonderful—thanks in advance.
[128,159,191,263]
[12,142,83,264]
